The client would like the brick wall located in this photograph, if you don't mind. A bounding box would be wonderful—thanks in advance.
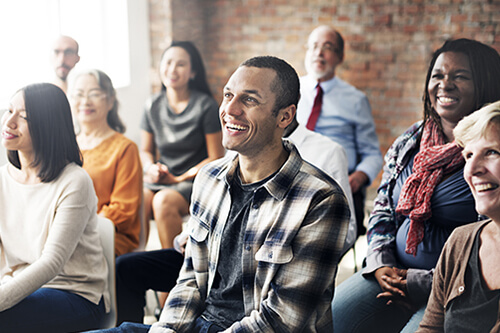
[148,0,500,186]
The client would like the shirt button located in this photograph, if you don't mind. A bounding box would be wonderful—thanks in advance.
[268,251,273,258]
[245,245,251,251]
[458,286,464,293]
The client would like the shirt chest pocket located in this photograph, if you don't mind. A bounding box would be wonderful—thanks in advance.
[190,222,209,243]
[255,243,293,264]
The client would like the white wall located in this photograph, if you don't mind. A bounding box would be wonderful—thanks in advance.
[117,0,151,145]
[0,0,150,166]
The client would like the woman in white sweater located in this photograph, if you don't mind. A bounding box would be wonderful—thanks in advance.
[0,83,109,332]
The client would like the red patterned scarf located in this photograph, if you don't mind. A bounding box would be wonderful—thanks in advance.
[396,120,464,256]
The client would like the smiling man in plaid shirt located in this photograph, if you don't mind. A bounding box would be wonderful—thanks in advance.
[95,56,349,333]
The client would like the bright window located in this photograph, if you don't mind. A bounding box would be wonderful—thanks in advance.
[0,0,130,107]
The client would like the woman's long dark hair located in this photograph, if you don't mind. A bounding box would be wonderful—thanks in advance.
[422,38,500,133]
[160,41,212,97]
[8,83,82,182]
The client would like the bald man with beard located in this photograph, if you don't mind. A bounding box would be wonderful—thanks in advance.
[51,35,80,93]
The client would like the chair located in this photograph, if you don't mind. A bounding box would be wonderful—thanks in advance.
[97,216,117,328]
[134,196,148,252]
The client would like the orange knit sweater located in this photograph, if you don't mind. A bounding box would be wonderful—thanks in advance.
[82,132,143,256]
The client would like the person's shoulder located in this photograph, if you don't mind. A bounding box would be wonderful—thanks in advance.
[286,143,343,194]
[299,160,340,189]
[191,90,216,102]
[198,153,233,177]
[111,132,137,148]
[110,133,141,159]
[335,77,366,97]
[55,164,97,206]
[151,91,164,101]
[299,75,316,91]
[292,160,349,211]
[438,221,485,263]
[299,75,310,83]
[190,90,218,109]
[385,121,422,156]
[60,162,87,176]
[450,220,487,241]
[299,125,343,149]
[58,163,93,186]
[292,125,345,156]
[390,121,422,142]
[396,121,423,141]
[145,92,165,110]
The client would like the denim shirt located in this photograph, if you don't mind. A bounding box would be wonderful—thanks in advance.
[150,141,350,333]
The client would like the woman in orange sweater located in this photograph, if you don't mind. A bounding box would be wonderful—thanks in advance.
[69,69,142,256]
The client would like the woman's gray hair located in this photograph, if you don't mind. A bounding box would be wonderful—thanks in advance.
[70,69,125,133]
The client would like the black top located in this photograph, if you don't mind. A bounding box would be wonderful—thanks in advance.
[202,169,275,329]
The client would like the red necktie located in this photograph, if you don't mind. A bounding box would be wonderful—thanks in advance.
[306,84,323,131]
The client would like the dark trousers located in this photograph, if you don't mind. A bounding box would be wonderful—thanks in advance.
[116,248,184,325]
[353,187,367,236]
[0,288,105,333]
[89,316,224,333]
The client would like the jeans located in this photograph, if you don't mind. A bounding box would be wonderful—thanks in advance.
[332,270,426,333]
[89,316,224,333]
[0,287,105,333]
[116,249,184,324]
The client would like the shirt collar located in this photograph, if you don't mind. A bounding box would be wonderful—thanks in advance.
[217,140,302,201]
[304,74,338,94]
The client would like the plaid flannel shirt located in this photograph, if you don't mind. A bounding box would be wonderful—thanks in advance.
[150,140,350,332]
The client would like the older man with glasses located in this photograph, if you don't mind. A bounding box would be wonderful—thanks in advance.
[296,25,383,239]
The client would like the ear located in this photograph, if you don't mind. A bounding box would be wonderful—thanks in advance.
[190,71,196,80]
[277,105,296,129]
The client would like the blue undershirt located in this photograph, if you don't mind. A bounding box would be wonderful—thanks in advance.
[392,149,477,270]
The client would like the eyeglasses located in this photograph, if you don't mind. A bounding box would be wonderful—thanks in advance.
[53,49,78,57]
[71,92,107,102]
[305,43,339,54]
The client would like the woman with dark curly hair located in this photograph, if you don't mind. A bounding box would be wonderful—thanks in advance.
[333,38,500,333]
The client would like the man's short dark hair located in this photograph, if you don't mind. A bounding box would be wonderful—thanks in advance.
[240,56,300,116]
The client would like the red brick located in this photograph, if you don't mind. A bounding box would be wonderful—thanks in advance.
[147,0,498,172]
[451,14,468,23]
[424,4,440,13]
[374,14,392,26]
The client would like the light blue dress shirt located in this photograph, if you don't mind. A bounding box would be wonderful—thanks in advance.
[297,75,383,184]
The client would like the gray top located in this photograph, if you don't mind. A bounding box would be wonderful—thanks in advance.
[141,90,221,176]
[445,227,500,332]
